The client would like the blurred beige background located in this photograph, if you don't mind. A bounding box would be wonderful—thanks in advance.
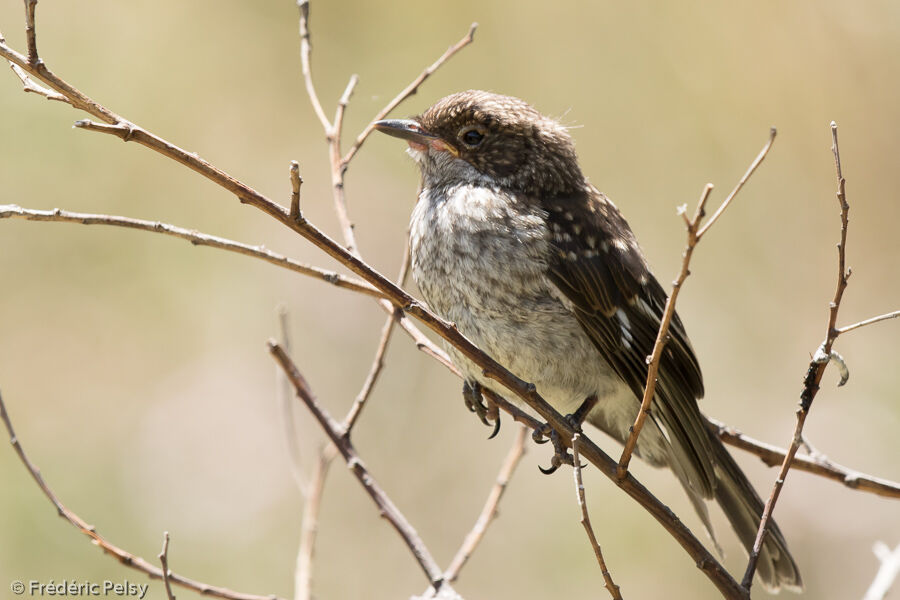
[1,2,898,599]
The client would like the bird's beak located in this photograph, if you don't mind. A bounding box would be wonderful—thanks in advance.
[374,119,458,156]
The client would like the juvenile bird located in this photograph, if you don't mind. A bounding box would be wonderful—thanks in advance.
[375,90,801,592]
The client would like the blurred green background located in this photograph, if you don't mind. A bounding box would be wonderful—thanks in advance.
[1,2,898,599]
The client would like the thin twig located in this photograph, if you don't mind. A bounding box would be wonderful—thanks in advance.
[444,425,528,582]
[10,62,68,102]
[573,434,623,600]
[0,204,382,299]
[618,128,777,479]
[294,444,336,600]
[268,341,445,589]
[863,542,900,600]
[742,122,850,590]
[707,417,900,499]
[296,0,330,132]
[696,129,778,239]
[277,306,310,496]
[344,237,412,432]
[158,532,176,600]
[0,391,284,600]
[328,74,360,255]
[835,310,900,335]
[341,22,478,168]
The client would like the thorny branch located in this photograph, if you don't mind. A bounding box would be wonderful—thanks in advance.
[618,128,777,479]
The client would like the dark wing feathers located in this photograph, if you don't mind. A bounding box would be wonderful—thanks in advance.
[544,188,715,496]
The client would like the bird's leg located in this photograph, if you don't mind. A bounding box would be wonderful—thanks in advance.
[533,395,596,475]
[569,394,598,430]
[462,380,501,439]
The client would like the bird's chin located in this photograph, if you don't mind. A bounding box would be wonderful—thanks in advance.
[405,144,427,163]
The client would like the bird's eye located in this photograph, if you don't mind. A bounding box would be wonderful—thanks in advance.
[459,126,486,148]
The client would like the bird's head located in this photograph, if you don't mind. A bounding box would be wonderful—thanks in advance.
[375,90,585,196]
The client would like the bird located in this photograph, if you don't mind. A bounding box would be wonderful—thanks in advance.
[375,90,802,593]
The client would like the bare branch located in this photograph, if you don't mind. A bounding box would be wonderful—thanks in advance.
[0,391,284,600]
[835,310,900,335]
[573,434,623,600]
[294,445,336,600]
[267,341,445,589]
[618,129,778,479]
[0,204,382,298]
[158,532,176,600]
[10,62,68,101]
[864,542,900,600]
[344,237,412,432]
[296,0,331,132]
[24,0,38,64]
[742,122,849,590]
[707,418,900,499]
[696,128,778,239]
[444,425,528,582]
[342,23,478,168]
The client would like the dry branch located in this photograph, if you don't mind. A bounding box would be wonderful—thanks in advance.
[618,128,777,478]
[444,425,528,582]
[0,391,284,600]
[573,434,623,600]
[741,122,851,590]
[707,418,900,499]
[158,533,176,600]
[268,341,445,589]
[0,204,382,298]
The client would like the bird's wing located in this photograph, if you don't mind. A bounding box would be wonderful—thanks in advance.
[543,187,715,496]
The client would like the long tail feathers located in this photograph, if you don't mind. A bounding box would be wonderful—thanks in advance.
[710,432,803,593]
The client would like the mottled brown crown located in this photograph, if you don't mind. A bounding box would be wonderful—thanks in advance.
[417,90,585,196]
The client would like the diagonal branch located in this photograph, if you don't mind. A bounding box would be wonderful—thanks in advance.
[573,434,623,600]
[741,121,851,590]
[341,22,478,169]
[707,418,900,499]
[0,204,382,299]
[444,425,528,582]
[617,127,777,479]
[835,310,900,335]
[0,390,284,600]
[268,341,445,589]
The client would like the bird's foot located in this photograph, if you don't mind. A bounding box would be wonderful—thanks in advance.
[532,395,597,474]
[462,380,501,439]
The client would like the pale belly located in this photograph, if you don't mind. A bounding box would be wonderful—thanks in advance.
[408,184,664,460]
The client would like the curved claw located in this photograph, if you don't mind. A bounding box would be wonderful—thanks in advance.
[462,380,501,433]
[487,415,501,439]
[539,462,559,475]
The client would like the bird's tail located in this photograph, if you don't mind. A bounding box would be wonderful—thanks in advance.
[711,431,804,593]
